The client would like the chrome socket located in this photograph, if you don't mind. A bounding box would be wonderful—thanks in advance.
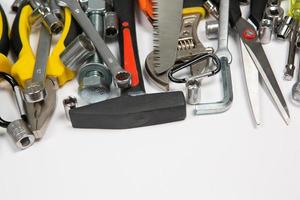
[29,0,63,34]
[265,5,284,32]
[205,20,219,40]
[276,16,295,39]
[7,120,35,150]
[60,34,96,72]
[259,19,273,44]
[104,12,119,39]
[186,80,201,105]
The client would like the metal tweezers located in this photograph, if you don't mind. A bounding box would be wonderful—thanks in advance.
[229,0,290,125]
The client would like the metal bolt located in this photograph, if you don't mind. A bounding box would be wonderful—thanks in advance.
[7,120,35,150]
[78,7,112,104]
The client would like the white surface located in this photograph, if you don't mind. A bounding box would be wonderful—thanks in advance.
[1,1,300,200]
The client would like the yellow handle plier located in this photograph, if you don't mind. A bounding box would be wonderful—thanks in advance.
[10,2,81,87]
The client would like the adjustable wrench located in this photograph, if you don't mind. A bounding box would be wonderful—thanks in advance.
[56,0,131,89]
[145,7,210,91]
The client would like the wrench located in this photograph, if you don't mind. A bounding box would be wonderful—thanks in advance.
[56,0,131,89]
[24,25,51,103]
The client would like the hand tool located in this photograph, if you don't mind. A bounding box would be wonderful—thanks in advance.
[61,34,96,72]
[0,4,12,74]
[152,0,183,75]
[138,0,153,21]
[10,1,81,138]
[292,61,300,102]
[225,0,290,125]
[284,22,298,80]
[195,0,233,114]
[283,0,300,80]
[259,19,273,44]
[146,0,210,91]
[65,0,186,129]
[29,0,64,34]
[22,24,57,139]
[10,2,81,87]
[0,72,35,150]
[56,0,131,89]
[277,16,296,39]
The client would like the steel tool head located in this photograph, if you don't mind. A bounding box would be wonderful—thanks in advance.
[152,0,183,75]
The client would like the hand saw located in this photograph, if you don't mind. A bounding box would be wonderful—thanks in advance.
[153,0,184,75]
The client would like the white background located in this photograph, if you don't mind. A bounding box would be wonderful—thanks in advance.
[1,1,300,200]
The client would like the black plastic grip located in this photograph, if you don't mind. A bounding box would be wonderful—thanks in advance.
[64,14,82,47]
[0,4,10,56]
[113,0,145,94]
[69,91,186,129]
[183,0,206,8]
[229,0,242,27]
[249,0,268,28]
[10,3,26,57]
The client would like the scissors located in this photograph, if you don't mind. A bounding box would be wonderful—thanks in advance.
[228,0,290,125]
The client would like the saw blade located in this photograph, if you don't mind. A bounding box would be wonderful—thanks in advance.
[153,0,183,75]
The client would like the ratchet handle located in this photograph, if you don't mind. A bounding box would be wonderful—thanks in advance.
[114,0,145,93]
[10,4,81,87]
[249,0,268,28]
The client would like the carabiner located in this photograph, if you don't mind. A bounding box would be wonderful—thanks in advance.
[168,52,221,84]
[0,72,35,150]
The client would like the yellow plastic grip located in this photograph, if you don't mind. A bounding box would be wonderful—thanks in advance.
[0,54,12,74]
[290,0,300,20]
[10,5,35,87]
[47,8,75,87]
[10,5,75,87]
[183,7,206,18]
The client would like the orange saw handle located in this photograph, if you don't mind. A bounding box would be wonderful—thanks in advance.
[138,0,153,20]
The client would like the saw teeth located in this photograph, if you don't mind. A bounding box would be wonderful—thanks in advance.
[152,0,160,69]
